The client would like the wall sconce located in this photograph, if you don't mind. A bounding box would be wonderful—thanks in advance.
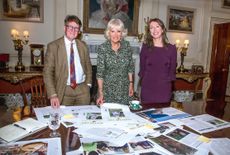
[11,29,29,71]
[175,39,189,73]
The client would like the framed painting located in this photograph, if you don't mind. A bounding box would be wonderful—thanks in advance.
[0,0,44,22]
[83,0,139,36]
[167,6,196,34]
[222,0,230,9]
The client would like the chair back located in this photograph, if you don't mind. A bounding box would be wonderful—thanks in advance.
[30,77,48,108]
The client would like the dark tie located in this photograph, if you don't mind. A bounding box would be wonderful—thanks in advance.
[70,43,77,89]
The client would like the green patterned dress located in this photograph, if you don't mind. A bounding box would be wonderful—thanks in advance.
[96,40,134,105]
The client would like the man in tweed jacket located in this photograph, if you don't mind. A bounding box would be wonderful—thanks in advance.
[43,15,92,108]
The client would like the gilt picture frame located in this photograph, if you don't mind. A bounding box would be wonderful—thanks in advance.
[167,6,196,34]
[0,0,44,23]
[83,0,139,36]
[222,0,230,9]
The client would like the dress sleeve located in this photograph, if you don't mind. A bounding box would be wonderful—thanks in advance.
[170,45,177,81]
[138,44,146,78]
[96,45,105,80]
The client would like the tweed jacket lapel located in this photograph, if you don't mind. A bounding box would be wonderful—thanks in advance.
[59,37,68,76]
[76,39,84,63]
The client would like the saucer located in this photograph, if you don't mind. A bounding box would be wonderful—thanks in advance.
[129,105,142,111]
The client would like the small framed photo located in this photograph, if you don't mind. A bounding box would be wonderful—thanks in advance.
[167,6,196,34]
[0,0,44,23]
[222,0,230,9]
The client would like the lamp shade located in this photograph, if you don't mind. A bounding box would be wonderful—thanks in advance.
[0,53,9,62]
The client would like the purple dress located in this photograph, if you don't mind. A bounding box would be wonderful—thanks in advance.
[139,43,177,104]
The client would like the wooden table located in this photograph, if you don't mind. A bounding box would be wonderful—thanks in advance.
[14,117,230,155]
[22,125,80,155]
[0,67,43,108]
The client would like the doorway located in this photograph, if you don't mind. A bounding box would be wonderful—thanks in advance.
[206,20,230,118]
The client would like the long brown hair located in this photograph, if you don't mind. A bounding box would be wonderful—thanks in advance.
[144,18,169,47]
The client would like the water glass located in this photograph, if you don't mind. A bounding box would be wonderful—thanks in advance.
[48,112,61,137]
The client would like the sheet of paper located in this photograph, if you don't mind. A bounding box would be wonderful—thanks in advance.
[100,103,133,122]
[209,138,230,155]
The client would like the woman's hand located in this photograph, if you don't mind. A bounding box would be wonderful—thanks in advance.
[129,83,134,97]
[50,96,60,109]
[96,94,104,105]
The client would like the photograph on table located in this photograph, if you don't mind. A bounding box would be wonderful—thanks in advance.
[148,135,197,155]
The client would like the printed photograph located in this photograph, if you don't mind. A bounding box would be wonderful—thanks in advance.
[0,142,48,155]
[166,128,190,140]
[109,108,125,117]
[149,135,197,155]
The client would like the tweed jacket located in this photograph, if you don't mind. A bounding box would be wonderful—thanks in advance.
[43,37,92,102]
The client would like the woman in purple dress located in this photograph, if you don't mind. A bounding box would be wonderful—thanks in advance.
[139,18,177,109]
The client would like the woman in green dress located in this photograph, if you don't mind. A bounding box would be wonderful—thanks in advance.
[96,18,134,105]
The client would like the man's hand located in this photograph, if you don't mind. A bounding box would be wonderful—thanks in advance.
[50,96,60,109]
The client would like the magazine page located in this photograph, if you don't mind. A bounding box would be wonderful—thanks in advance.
[0,137,62,155]
[75,125,136,147]
[34,105,101,127]
[100,103,133,121]
[165,128,204,148]
[147,135,198,155]
[180,114,230,134]
[136,107,191,123]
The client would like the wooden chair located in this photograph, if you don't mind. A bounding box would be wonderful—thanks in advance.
[24,77,49,117]
[12,77,49,121]
[182,77,212,115]
[30,77,48,106]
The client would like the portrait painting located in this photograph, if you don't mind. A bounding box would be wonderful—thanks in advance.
[222,0,230,8]
[0,0,44,22]
[167,6,196,33]
[83,0,139,36]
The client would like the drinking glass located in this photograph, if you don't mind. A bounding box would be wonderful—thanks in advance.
[48,112,61,137]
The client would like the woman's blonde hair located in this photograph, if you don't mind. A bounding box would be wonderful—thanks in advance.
[104,18,128,40]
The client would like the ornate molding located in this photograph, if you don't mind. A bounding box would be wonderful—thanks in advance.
[0,68,42,84]
[176,73,209,83]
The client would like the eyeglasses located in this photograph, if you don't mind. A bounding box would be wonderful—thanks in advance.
[66,25,79,31]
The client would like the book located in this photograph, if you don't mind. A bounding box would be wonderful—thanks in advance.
[0,118,47,143]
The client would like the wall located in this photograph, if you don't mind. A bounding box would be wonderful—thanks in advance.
[0,0,230,72]
[0,0,55,67]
